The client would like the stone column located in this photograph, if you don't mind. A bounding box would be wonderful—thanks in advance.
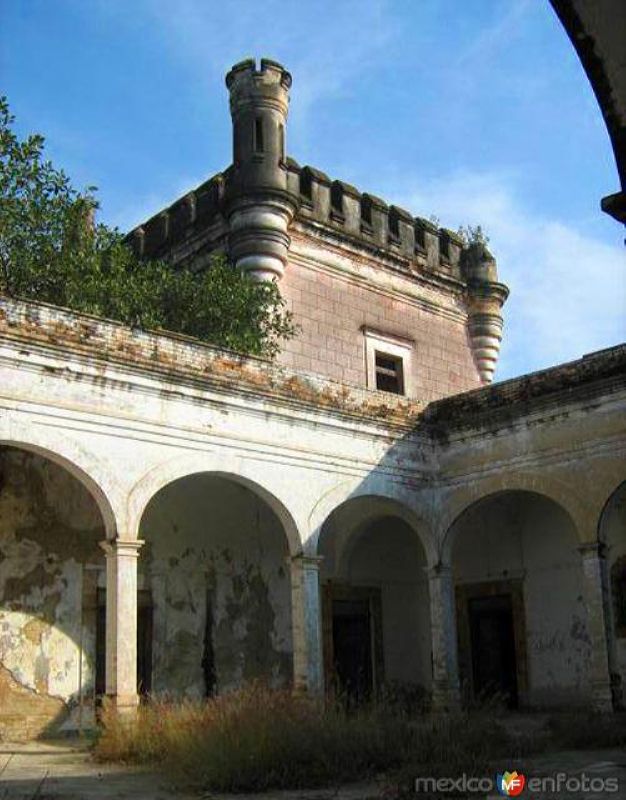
[289,554,324,695]
[428,564,461,710]
[100,539,144,713]
[579,541,616,711]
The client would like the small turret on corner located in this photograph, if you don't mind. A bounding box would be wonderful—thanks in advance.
[461,242,509,384]
[224,58,298,282]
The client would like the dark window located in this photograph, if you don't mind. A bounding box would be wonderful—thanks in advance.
[612,557,626,636]
[331,183,344,215]
[300,169,313,200]
[375,351,404,394]
[254,117,264,152]
[361,196,372,226]
[279,124,285,161]
[233,121,240,164]
[388,209,400,241]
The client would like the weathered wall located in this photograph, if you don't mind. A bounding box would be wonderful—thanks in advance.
[344,518,432,689]
[139,475,292,697]
[451,491,591,707]
[0,447,104,740]
[279,243,481,401]
[602,481,626,694]
[319,502,432,692]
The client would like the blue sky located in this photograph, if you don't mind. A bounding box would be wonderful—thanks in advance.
[2,0,624,381]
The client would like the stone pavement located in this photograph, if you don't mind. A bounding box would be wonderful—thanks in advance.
[1,739,626,799]
[0,740,384,800]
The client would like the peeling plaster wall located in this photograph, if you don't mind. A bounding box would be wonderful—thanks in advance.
[139,475,292,697]
[452,492,591,707]
[0,447,104,740]
[345,519,432,689]
[320,509,432,692]
[603,482,626,693]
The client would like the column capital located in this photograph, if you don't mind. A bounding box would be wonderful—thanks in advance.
[288,553,324,570]
[426,562,454,579]
[100,539,145,559]
[578,541,607,559]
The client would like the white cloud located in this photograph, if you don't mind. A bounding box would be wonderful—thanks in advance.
[392,171,626,380]
[135,0,397,144]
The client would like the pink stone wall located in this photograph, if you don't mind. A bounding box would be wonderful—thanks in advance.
[278,259,482,403]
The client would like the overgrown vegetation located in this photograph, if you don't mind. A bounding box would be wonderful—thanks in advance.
[546,710,626,750]
[0,96,297,358]
[456,224,490,247]
[95,685,530,794]
[96,685,413,791]
[95,685,626,795]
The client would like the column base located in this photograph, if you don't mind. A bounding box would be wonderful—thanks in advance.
[431,681,461,712]
[591,682,615,713]
[103,693,140,715]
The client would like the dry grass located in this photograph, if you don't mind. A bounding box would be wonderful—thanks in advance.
[95,684,413,792]
[545,710,626,750]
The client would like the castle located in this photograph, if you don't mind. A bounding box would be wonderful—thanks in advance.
[0,59,624,740]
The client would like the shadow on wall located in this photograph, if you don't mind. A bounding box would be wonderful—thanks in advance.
[0,454,297,740]
[137,473,294,699]
[317,402,625,712]
[0,446,106,741]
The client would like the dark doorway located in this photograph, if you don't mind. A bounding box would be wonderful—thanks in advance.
[95,589,153,699]
[332,597,373,703]
[468,594,518,707]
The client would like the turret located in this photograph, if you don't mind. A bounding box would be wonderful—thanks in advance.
[224,58,298,281]
[461,243,509,384]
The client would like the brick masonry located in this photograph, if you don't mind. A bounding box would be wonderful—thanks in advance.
[278,257,481,403]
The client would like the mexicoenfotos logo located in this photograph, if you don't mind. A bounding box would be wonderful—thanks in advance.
[496,771,526,796]
[414,770,619,795]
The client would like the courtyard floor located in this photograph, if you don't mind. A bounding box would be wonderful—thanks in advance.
[1,738,626,799]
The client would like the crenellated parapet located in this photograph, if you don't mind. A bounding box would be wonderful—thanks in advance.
[127,174,226,261]
[287,159,472,281]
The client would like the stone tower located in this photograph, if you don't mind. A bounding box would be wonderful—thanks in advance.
[224,58,298,281]
[461,242,508,383]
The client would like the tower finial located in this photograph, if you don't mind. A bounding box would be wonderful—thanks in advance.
[224,58,297,281]
[461,242,509,384]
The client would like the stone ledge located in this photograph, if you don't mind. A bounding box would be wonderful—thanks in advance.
[0,296,424,429]
[423,344,626,433]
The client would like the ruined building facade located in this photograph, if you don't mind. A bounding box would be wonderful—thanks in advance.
[0,59,624,740]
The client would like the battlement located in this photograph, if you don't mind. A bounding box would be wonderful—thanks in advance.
[287,159,472,280]
[127,164,471,280]
[129,173,226,259]
[225,58,292,93]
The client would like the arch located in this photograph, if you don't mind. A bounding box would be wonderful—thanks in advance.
[127,451,302,555]
[306,476,436,565]
[597,478,626,543]
[0,428,119,539]
[447,486,589,708]
[438,472,586,562]
[316,490,434,696]
[318,494,432,571]
[0,438,113,738]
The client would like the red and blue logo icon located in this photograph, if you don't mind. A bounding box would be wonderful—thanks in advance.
[496,771,525,796]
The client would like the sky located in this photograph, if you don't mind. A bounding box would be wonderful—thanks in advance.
[2,0,624,381]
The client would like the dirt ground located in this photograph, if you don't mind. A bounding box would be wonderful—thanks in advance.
[1,738,626,799]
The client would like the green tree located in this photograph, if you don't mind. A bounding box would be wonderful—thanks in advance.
[0,96,297,358]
